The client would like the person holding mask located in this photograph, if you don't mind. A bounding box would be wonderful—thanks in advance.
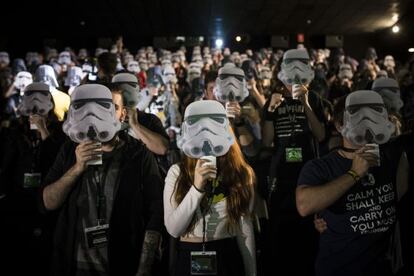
[164,100,257,276]
[40,84,163,276]
[296,90,409,276]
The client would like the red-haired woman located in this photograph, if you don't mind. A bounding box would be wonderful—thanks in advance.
[164,141,257,276]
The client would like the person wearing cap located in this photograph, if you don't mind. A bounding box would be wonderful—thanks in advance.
[0,82,65,275]
[296,90,410,276]
[40,84,163,276]
[261,48,326,275]
[110,72,169,156]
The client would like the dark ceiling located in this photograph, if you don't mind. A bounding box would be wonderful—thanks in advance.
[2,0,412,37]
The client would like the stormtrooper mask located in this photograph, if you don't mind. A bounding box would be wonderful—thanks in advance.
[162,65,177,85]
[63,84,121,143]
[0,52,10,66]
[277,49,315,86]
[371,78,403,113]
[171,53,181,63]
[18,83,53,116]
[341,90,394,146]
[214,63,249,103]
[65,66,83,94]
[112,73,140,108]
[338,64,353,80]
[258,66,272,80]
[383,55,395,69]
[139,58,149,71]
[148,53,157,65]
[203,54,213,65]
[35,65,59,88]
[127,61,140,74]
[161,59,172,70]
[58,51,72,65]
[123,53,134,65]
[95,48,108,57]
[177,100,234,158]
[192,54,204,67]
[376,70,388,79]
[14,71,33,91]
[146,46,154,55]
[178,50,186,63]
[187,63,202,83]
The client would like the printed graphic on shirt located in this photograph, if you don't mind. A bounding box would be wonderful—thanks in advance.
[345,174,395,235]
[274,102,306,138]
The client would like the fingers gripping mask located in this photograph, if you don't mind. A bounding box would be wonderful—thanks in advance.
[127,61,140,74]
[14,71,33,91]
[65,66,83,94]
[176,100,234,158]
[18,83,53,116]
[63,84,121,143]
[162,65,177,85]
[35,65,59,88]
[58,51,72,65]
[112,73,140,108]
[338,64,353,80]
[372,78,403,112]
[258,66,272,80]
[214,63,249,103]
[277,49,315,86]
[341,90,394,146]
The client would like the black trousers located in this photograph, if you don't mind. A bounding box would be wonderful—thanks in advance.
[173,238,245,276]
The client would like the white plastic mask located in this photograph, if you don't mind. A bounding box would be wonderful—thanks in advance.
[65,66,83,94]
[177,100,234,158]
[341,90,394,146]
[187,63,202,83]
[162,65,177,85]
[112,73,140,108]
[277,49,314,86]
[58,51,72,65]
[214,63,248,103]
[0,52,10,66]
[383,55,395,69]
[372,78,403,112]
[63,84,121,143]
[203,54,213,65]
[14,71,33,91]
[136,88,153,111]
[139,58,149,71]
[161,59,172,70]
[258,66,272,80]
[18,83,53,116]
[338,64,353,80]
[127,61,140,73]
[35,65,59,88]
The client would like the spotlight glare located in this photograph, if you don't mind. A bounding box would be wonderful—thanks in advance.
[215,38,223,48]
[392,25,400,33]
[408,48,414,53]
[235,36,242,42]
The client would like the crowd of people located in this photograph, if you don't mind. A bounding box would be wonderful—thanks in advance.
[0,37,413,276]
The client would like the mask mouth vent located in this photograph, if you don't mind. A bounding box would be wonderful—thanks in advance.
[87,126,97,140]
[201,141,213,155]
[365,130,374,143]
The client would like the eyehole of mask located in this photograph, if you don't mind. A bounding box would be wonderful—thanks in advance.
[73,102,85,110]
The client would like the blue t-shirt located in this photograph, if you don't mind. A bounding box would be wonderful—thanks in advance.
[297,149,399,276]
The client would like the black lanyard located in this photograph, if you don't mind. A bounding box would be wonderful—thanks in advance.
[29,134,41,173]
[91,166,108,225]
[200,178,219,251]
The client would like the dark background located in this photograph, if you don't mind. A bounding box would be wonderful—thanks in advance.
[1,0,413,61]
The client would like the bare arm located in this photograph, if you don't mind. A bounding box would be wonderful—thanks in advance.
[136,230,161,276]
[129,109,169,155]
[42,141,101,210]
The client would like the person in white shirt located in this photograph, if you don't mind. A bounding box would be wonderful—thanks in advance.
[164,100,257,276]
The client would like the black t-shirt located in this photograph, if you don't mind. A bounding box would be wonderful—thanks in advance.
[137,110,169,140]
[264,91,326,182]
[297,147,400,276]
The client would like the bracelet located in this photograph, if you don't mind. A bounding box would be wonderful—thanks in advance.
[346,170,360,183]
[192,184,205,193]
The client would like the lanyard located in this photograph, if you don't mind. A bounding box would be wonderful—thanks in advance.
[201,178,219,251]
[91,166,107,225]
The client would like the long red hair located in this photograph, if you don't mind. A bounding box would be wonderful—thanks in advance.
[172,138,255,234]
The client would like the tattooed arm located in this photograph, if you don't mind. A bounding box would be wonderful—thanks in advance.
[136,230,161,276]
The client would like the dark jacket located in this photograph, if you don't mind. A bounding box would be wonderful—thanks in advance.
[39,134,164,276]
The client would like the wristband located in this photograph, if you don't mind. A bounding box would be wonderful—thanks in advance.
[193,184,205,193]
[346,170,360,183]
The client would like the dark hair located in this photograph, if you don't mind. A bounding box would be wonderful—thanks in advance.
[204,70,218,88]
[97,52,118,76]
[332,95,346,126]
